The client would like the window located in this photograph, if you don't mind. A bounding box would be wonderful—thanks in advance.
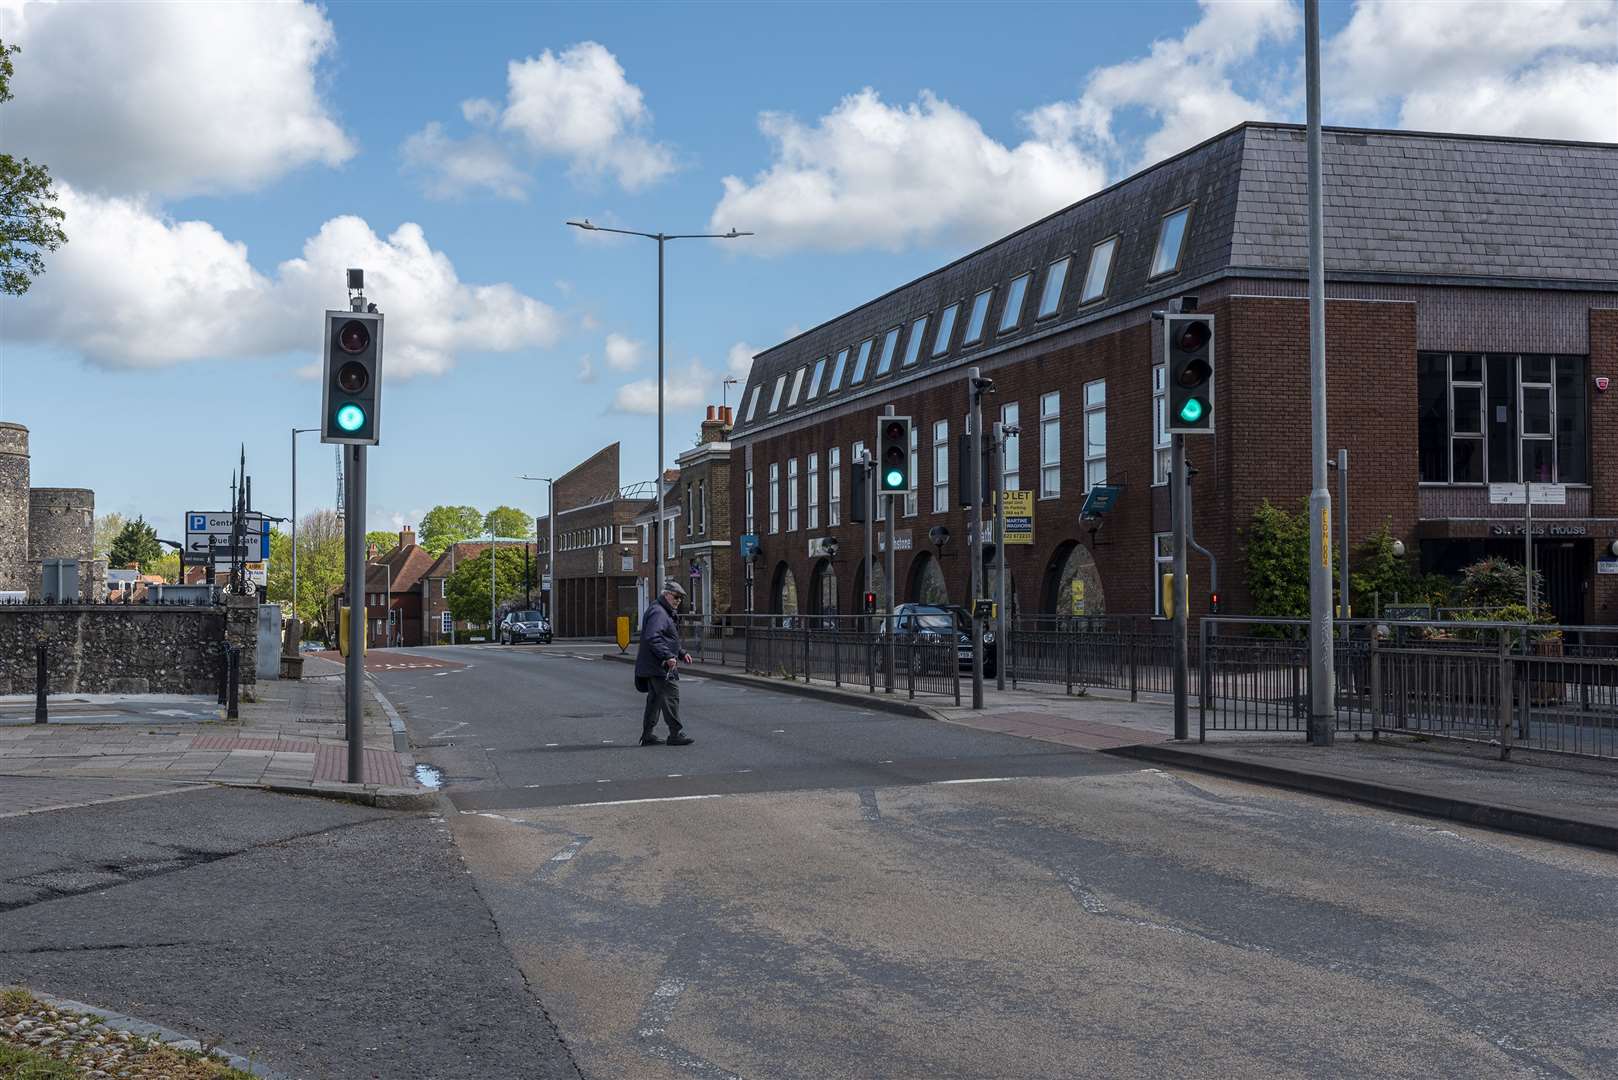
[787,457,800,531]
[1002,403,1020,491]
[808,452,820,530]
[1038,257,1070,318]
[851,338,874,384]
[769,462,779,533]
[619,525,636,543]
[828,348,849,393]
[905,424,919,517]
[665,520,677,561]
[875,326,900,376]
[933,303,958,357]
[1152,365,1171,485]
[999,272,1031,332]
[1150,205,1192,277]
[829,447,842,526]
[745,384,761,422]
[1084,380,1106,491]
[933,420,949,513]
[768,374,786,414]
[807,356,827,400]
[1418,352,1587,485]
[787,366,806,407]
[697,481,706,534]
[441,578,448,598]
[1080,236,1118,304]
[685,483,694,536]
[1040,391,1061,498]
[903,315,928,367]
[964,288,993,345]
[1153,533,1173,618]
[745,468,755,533]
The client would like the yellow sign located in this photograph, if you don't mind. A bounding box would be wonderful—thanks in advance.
[1321,508,1331,567]
[337,606,366,657]
[1071,578,1086,616]
[615,615,631,653]
[1003,490,1034,545]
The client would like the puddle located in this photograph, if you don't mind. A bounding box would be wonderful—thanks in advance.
[414,763,445,789]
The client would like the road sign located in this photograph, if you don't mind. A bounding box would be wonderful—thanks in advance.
[1490,483,1567,506]
[1002,490,1034,545]
[185,511,269,562]
[738,533,760,560]
[1080,484,1122,519]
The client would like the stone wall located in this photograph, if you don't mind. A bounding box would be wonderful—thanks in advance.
[28,487,98,601]
[0,594,258,695]
[0,423,29,593]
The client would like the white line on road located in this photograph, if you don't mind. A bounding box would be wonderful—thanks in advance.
[932,776,1016,785]
[581,794,723,808]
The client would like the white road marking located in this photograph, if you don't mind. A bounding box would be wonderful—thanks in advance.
[429,721,469,740]
[595,778,611,783]
[666,773,683,778]
[433,672,450,677]
[932,776,1015,785]
[580,794,723,808]
[545,742,559,747]
[548,837,589,863]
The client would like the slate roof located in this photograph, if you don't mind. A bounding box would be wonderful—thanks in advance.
[731,121,1618,440]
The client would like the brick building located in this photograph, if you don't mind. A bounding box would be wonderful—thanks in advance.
[727,122,1618,626]
[420,539,537,645]
[332,527,435,647]
[675,406,737,618]
[535,443,653,638]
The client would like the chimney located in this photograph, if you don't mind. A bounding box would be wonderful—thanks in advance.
[367,541,380,560]
[399,526,416,548]
[699,405,730,444]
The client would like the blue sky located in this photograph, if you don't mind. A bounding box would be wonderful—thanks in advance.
[2,0,1613,540]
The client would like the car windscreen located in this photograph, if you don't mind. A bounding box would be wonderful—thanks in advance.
[515,611,544,622]
[914,614,955,631]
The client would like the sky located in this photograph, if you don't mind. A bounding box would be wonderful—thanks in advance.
[1,0,1614,540]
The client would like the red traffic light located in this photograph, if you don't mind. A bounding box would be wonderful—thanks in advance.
[1210,592,1221,614]
[338,319,371,355]
[863,591,877,613]
[883,420,905,441]
[1175,320,1210,352]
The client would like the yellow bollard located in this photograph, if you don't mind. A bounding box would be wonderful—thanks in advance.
[615,615,631,654]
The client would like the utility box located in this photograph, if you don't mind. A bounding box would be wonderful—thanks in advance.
[256,605,283,680]
[40,558,79,602]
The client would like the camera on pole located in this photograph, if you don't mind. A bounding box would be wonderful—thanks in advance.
[878,416,913,494]
[1165,312,1214,435]
[321,309,384,445]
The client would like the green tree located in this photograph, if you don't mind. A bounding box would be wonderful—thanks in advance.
[1242,500,1318,621]
[366,530,398,555]
[446,547,529,627]
[1349,521,1452,614]
[93,512,127,562]
[266,510,344,644]
[107,516,164,572]
[484,505,532,540]
[418,505,483,556]
[147,549,180,584]
[0,41,68,296]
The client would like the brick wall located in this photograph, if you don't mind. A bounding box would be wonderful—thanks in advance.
[1589,308,1618,621]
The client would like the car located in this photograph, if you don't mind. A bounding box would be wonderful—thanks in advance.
[498,609,553,645]
[873,602,998,678]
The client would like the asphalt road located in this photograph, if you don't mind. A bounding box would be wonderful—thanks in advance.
[0,785,581,1080]
[387,645,1618,1080]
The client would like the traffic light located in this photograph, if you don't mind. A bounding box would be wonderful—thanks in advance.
[1165,313,1213,435]
[1209,592,1221,615]
[878,416,913,494]
[322,309,384,444]
[863,591,877,614]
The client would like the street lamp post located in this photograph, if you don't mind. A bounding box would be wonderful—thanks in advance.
[519,475,556,626]
[566,219,751,593]
[290,426,319,632]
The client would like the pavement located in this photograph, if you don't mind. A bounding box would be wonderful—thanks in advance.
[0,654,434,810]
[602,648,1618,853]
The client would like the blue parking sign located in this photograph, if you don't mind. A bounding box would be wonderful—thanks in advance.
[188,513,207,531]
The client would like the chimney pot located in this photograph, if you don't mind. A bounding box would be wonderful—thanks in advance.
[707,405,717,421]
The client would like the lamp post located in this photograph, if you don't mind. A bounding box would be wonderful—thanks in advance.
[518,475,556,626]
[290,426,319,628]
[365,561,391,648]
[565,219,752,592]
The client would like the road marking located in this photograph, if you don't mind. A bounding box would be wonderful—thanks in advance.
[545,742,560,747]
[535,836,593,881]
[582,794,723,808]
[858,787,882,823]
[932,776,1015,785]
[430,721,468,740]
[433,672,450,677]
[666,773,683,778]
[595,778,611,783]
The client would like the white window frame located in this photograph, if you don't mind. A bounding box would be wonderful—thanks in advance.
[745,468,755,534]
[665,518,677,560]
[1153,365,1171,485]
[851,338,874,384]
[787,366,806,408]
[1002,403,1020,492]
[933,419,949,513]
[1040,391,1061,499]
[787,457,800,532]
[999,272,1031,333]
[807,452,820,530]
[933,303,959,356]
[807,356,827,400]
[828,447,842,526]
[904,424,919,517]
[828,348,849,393]
[768,462,780,534]
[875,326,900,377]
[1153,533,1173,618]
[1150,205,1193,278]
[745,384,761,422]
[1038,256,1070,318]
[1081,235,1118,304]
[640,524,649,563]
[964,288,993,345]
[698,480,707,534]
[685,482,694,536]
[1084,379,1107,492]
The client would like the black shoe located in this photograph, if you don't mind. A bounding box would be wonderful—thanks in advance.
[640,734,665,746]
[666,733,693,746]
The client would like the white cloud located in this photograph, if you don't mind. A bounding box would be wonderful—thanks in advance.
[709,88,1107,254]
[727,342,761,377]
[461,98,501,127]
[604,332,644,371]
[577,356,597,383]
[401,122,530,201]
[1328,0,1618,141]
[0,0,354,197]
[611,361,714,415]
[7,186,564,378]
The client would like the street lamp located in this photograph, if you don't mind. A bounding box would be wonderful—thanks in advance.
[566,218,752,590]
[519,475,557,626]
[290,426,319,629]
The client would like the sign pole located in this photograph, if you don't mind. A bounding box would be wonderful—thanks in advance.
[1172,433,1189,740]
[1305,0,1335,745]
[1524,479,1533,614]
[992,420,1007,691]
[344,443,365,784]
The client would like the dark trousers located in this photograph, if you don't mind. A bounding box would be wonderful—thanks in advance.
[642,677,682,736]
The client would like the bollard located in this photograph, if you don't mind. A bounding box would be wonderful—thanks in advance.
[217,646,229,705]
[227,646,240,719]
[907,636,916,700]
[34,643,47,723]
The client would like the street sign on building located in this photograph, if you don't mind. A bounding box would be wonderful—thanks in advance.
[1002,490,1034,545]
[1489,483,1567,506]
[1080,485,1122,519]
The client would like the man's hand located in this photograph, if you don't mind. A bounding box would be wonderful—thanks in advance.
[664,657,678,670]
[681,652,693,665]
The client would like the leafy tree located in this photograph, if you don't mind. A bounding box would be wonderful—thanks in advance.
[147,549,181,584]
[107,516,164,572]
[0,41,68,296]
[366,530,398,555]
[1242,500,1320,621]
[93,512,127,562]
[484,505,532,541]
[446,547,529,626]
[266,510,344,645]
[418,505,483,556]
[1349,521,1452,613]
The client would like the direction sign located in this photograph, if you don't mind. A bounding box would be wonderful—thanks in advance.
[185,511,269,563]
[1489,483,1567,506]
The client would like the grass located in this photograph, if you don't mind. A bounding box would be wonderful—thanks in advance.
[1,986,257,1080]
[0,1042,78,1079]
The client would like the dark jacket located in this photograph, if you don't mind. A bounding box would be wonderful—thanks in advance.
[635,596,683,679]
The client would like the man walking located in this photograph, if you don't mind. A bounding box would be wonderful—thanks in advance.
[636,580,694,746]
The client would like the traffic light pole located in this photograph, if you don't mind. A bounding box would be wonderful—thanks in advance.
[882,407,897,694]
[1172,433,1189,740]
[862,450,875,690]
[344,443,365,784]
[968,368,985,710]
[991,421,1007,692]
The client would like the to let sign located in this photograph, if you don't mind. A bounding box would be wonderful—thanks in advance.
[1002,490,1034,545]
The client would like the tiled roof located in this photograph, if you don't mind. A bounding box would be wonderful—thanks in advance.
[730,122,1618,441]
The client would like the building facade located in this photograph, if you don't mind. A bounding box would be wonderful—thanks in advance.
[727,123,1618,626]
[534,443,652,638]
[675,406,736,619]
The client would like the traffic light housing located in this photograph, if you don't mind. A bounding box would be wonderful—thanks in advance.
[322,309,383,444]
[878,416,913,494]
[1165,313,1213,435]
[863,591,877,614]
[850,459,869,523]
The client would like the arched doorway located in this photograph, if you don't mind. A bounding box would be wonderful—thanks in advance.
[906,551,950,606]
[771,561,799,617]
[851,557,887,613]
[1042,541,1105,616]
[809,558,839,617]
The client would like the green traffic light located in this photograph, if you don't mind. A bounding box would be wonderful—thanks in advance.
[335,403,366,432]
[1178,398,1204,423]
[885,469,904,488]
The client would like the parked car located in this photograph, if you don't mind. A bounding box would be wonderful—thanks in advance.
[498,610,553,645]
[874,603,998,677]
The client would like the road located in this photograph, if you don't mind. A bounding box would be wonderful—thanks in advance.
[385,645,1618,1080]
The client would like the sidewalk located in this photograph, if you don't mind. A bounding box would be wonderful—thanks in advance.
[656,655,1618,852]
[0,661,432,810]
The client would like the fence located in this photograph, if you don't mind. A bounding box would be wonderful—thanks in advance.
[1005,615,1187,698]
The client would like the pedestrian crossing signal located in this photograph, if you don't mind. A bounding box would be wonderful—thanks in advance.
[864,591,877,614]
